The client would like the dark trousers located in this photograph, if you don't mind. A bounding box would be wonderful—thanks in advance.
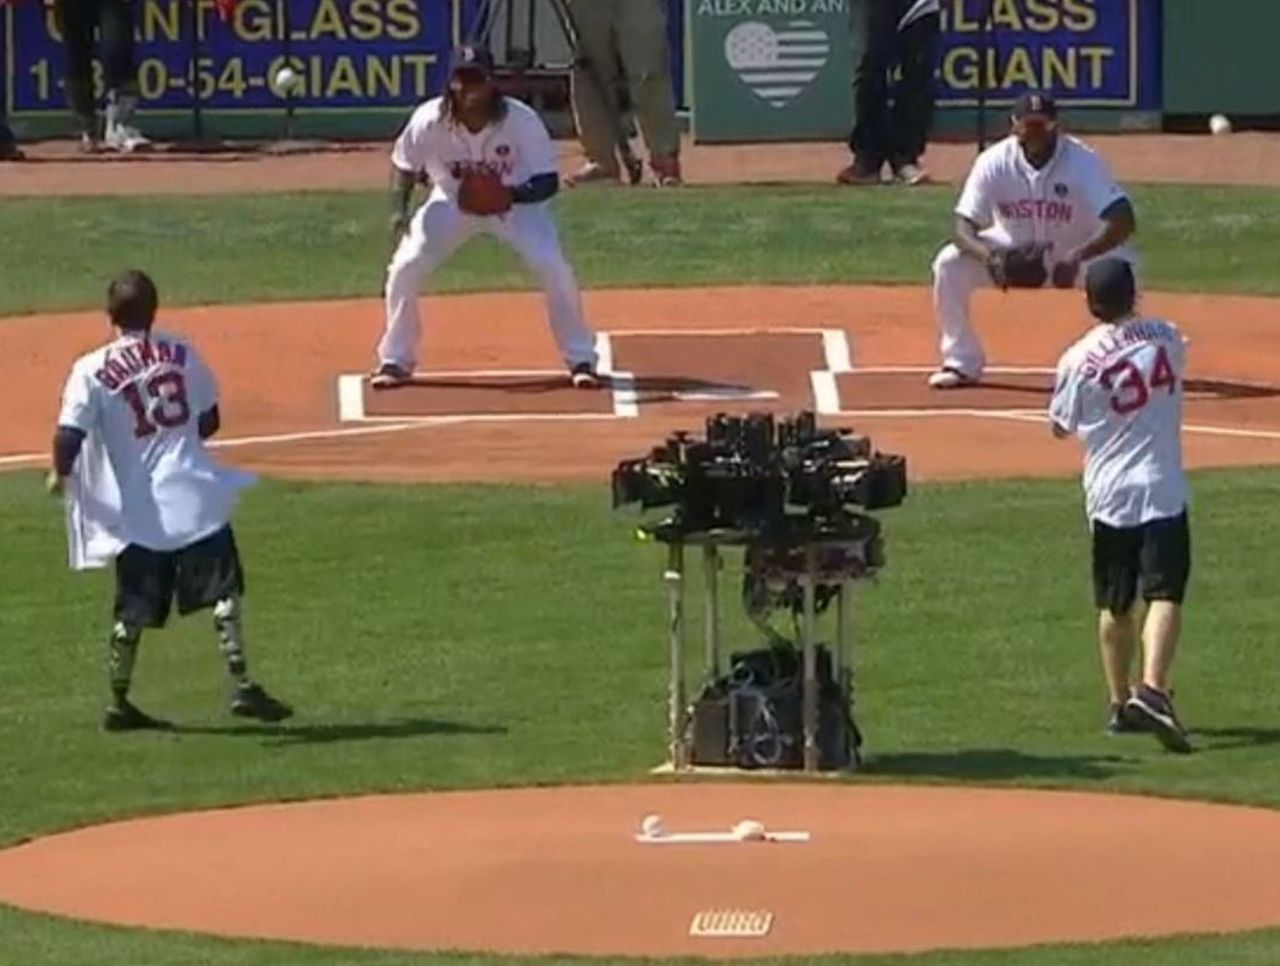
[54,0,137,119]
[849,0,940,170]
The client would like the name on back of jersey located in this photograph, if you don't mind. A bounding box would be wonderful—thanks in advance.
[1079,322,1172,381]
[95,339,187,392]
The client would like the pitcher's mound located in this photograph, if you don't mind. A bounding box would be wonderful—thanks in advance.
[3,783,1280,957]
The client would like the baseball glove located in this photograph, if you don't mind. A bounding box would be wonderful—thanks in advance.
[986,244,1049,290]
[457,170,513,217]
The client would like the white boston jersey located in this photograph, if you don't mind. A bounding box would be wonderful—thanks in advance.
[58,329,252,553]
[1049,318,1189,528]
[391,96,557,199]
[956,134,1136,264]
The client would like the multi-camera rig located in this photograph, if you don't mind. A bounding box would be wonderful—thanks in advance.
[613,411,908,773]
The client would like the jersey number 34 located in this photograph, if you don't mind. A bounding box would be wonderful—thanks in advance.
[1101,346,1177,415]
[122,372,192,438]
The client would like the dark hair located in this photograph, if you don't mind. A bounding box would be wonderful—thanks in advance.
[1085,258,1137,323]
[442,75,508,126]
[107,270,159,332]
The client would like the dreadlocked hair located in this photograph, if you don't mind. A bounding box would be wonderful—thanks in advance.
[442,84,508,125]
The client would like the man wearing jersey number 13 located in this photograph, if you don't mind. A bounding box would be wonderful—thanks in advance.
[930,91,1137,389]
[371,45,599,391]
[48,271,292,732]
[1050,258,1192,754]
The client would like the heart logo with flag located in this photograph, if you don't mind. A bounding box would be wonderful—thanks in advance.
[723,20,831,109]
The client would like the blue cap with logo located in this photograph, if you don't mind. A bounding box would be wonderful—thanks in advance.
[450,44,495,77]
[1013,91,1058,121]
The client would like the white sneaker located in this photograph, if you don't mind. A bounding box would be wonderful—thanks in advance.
[895,162,931,186]
[104,91,152,153]
[927,367,978,390]
[105,123,152,153]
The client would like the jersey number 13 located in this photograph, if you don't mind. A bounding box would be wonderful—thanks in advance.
[121,372,192,438]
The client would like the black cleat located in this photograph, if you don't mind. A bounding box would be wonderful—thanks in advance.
[103,700,174,732]
[570,363,600,389]
[369,363,413,390]
[1106,701,1143,735]
[231,683,293,723]
[1125,684,1192,753]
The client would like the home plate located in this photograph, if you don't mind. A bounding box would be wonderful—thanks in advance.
[635,831,810,844]
[670,389,780,402]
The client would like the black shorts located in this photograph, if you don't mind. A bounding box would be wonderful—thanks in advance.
[115,526,246,628]
[1091,511,1190,615]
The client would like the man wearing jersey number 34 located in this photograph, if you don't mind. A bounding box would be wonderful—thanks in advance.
[1050,258,1192,754]
[931,92,1137,389]
[48,271,293,732]
[371,45,599,391]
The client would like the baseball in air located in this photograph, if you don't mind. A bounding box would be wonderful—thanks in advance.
[733,819,767,842]
[640,814,665,837]
[1209,114,1232,136]
[271,66,302,97]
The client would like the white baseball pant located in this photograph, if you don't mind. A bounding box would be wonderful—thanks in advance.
[378,193,597,372]
[930,227,1013,380]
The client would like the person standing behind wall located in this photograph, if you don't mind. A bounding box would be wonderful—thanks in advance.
[837,0,940,186]
[564,0,683,187]
[54,0,152,152]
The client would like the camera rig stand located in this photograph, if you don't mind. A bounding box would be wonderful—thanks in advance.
[613,410,907,776]
[654,529,867,775]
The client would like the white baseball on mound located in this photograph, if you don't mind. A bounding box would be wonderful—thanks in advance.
[733,819,767,842]
[272,66,302,97]
[1210,113,1232,136]
[640,813,665,837]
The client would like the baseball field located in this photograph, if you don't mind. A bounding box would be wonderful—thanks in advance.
[3,134,1280,964]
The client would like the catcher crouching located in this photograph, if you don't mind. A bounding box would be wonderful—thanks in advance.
[928,92,1139,388]
[372,45,600,391]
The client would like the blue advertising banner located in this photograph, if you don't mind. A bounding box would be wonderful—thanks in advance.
[4,0,468,116]
[932,0,1160,109]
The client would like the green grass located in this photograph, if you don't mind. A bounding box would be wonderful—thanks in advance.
[4,179,1280,962]
[3,183,1280,316]
[3,468,1280,964]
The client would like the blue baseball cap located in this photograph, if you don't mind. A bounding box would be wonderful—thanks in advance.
[450,44,495,77]
[1013,91,1058,121]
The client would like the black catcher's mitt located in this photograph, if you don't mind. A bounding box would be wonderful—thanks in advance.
[987,244,1049,291]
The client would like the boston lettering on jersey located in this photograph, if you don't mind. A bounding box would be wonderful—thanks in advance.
[447,156,513,180]
[95,339,188,391]
[1079,322,1168,380]
[996,198,1074,222]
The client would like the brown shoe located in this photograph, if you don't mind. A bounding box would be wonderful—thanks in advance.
[650,154,683,187]
[0,140,23,162]
[566,161,621,187]
[836,160,882,185]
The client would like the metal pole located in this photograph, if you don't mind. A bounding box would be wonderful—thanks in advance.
[664,542,687,770]
[976,0,993,153]
[189,0,203,141]
[802,543,819,772]
[702,544,720,679]
[838,575,855,768]
[280,0,295,140]
[836,576,851,688]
